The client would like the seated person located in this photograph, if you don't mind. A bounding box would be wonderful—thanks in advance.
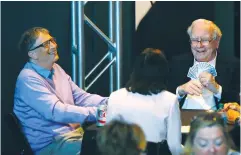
[168,19,240,110]
[96,120,146,155]
[106,48,182,155]
[183,112,240,155]
[14,27,107,155]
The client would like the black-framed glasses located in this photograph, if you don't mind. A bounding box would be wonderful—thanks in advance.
[190,38,213,46]
[29,37,56,51]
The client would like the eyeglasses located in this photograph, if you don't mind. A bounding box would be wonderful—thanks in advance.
[190,38,213,46]
[29,37,56,51]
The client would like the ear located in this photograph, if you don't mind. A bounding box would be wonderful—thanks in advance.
[215,38,221,49]
[28,51,38,60]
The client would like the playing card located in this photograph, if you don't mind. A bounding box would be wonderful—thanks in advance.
[197,62,217,77]
[187,62,217,79]
[187,66,198,79]
[187,70,196,79]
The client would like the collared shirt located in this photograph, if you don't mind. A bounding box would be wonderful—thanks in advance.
[14,62,107,153]
[193,52,217,67]
[176,54,222,110]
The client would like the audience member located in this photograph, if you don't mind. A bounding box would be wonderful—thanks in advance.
[14,27,107,155]
[106,48,182,155]
[96,120,147,155]
[184,112,239,155]
[168,19,240,110]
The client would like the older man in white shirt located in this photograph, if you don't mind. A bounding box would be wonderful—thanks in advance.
[168,19,240,110]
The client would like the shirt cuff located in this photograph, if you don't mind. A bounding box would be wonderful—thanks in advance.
[85,107,98,122]
[213,85,222,101]
[101,97,109,105]
[176,87,185,101]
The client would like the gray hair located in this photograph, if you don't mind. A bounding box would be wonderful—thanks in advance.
[187,19,222,40]
[18,27,49,53]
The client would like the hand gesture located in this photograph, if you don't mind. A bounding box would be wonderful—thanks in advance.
[198,72,220,94]
[178,80,203,96]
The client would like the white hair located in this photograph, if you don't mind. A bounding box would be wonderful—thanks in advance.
[187,19,222,40]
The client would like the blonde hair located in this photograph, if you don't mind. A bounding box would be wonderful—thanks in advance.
[183,113,232,155]
[96,120,146,155]
[187,19,222,41]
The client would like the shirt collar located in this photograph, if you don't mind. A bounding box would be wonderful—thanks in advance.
[194,52,217,68]
[29,62,54,79]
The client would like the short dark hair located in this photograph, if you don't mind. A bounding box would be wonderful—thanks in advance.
[96,120,146,155]
[125,48,169,95]
[18,27,49,53]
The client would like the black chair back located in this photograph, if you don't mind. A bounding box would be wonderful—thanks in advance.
[146,141,171,155]
[80,129,100,155]
[5,113,33,155]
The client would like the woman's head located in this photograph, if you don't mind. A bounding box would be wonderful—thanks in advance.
[184,112,232,155]
[126,48,169,95]
[96,120,146,155]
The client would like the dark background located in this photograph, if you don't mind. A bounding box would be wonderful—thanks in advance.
[1,1,240,154]
[1,2,134,154]
[135,1,240,60]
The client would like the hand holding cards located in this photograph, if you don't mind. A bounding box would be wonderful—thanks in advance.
[187,62,220,94]
[187,62,217,80]
[199,72,220,94]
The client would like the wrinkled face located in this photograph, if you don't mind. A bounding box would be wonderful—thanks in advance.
[192,126,228,155]
[190,24,219,62]
[28,32,59,69]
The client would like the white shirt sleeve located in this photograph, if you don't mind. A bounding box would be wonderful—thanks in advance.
[176,86,185,101]
[106,93,119,124]
[167,98,182,155]
[213,85,222,101]
[176,84,222,101]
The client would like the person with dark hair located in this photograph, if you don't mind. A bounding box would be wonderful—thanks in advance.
[14,27,107,155]
[96,120,147,155]
[184,112,239,155]
[106,48,182,155]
